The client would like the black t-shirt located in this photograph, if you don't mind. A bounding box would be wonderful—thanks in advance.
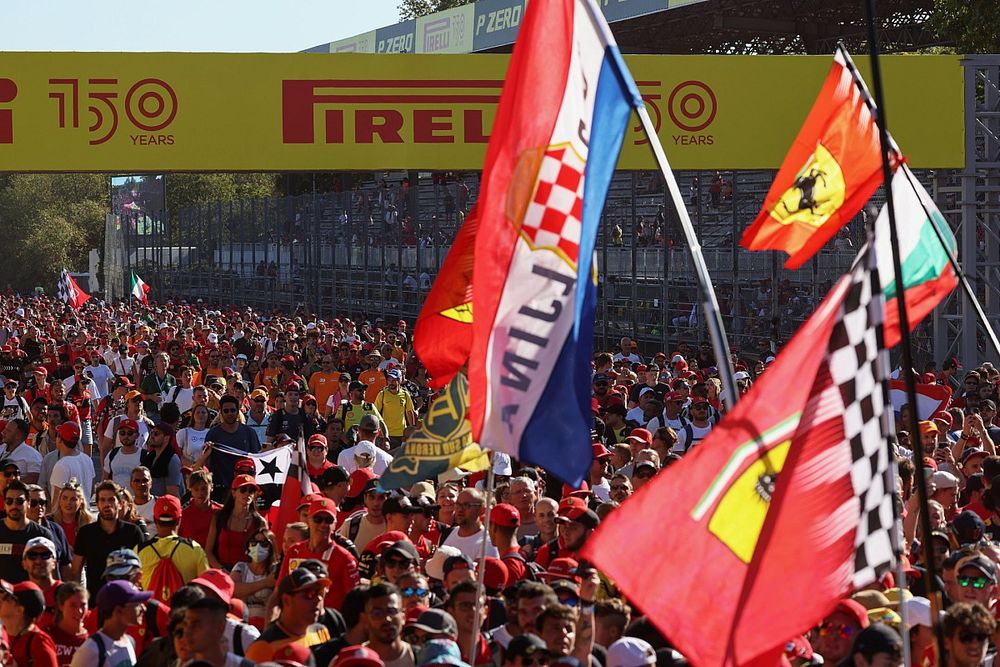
[266,409,306,441]
[206,424,262,494]
[0,521,54,583]
[74,520,146,597]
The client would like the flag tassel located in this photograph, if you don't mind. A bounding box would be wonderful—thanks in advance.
[863,1,946,661]
[633,104,740,408]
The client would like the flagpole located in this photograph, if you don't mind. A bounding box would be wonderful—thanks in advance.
[470,455,495,661]
[861,3,947,660]
[898,166,1000,360]
[634,106,740,407]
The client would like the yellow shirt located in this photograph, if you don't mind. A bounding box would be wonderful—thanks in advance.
[138,535,210,594]
[375,387,414,437]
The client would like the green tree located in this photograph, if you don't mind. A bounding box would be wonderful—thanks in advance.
[399,0,470,21]
[932,0,1000,53]
[164,173,278,215]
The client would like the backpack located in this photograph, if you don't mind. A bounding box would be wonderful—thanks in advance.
[146,539,185,604]
[93,632,107,667]
[500,550,545,582]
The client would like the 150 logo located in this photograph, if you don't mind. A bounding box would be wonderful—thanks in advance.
[633,79,718,147]
[0,78,16,144]
[48,77,178,146]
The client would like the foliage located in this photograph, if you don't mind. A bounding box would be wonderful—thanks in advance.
[399,0,470,21]
[0,174,106,291]
[931,0,1000,53]
[164,173,279,215]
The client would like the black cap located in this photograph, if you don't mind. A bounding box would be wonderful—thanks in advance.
[383,540,419,562]
[319,465,350,488]
[383,494,419,516]
[851,624,902,659]
[508,634,550,660]
[349,381,367,393]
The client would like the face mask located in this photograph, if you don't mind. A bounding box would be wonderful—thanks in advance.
[248,544,270,562]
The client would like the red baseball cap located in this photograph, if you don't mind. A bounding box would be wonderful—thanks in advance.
[333,645,385,667]
[308,497,338,518]
[234,458,255,474]
[231,474,259,492]
[153,495,182,523]
[56,422,81,444]
[308,434,328,447]
[297,492,322,511]
[347,468,378,498]
[490,503,521,529]
[191,569,236,605]
[626,428,652,446]
[480,557,509,592]
[117,419,139,433]
[592,443,613,460]
[544,557,581,582]
[556,497,600,529]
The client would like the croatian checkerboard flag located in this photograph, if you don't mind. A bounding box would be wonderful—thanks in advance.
[467,0,643,484]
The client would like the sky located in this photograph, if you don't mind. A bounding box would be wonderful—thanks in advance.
[1,0,401,52]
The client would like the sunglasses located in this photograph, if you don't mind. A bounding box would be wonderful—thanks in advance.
[308,446,326,453]
[28,499,46,508]
[24,551,50,561]
[384,558,413,569]
[311,514,335,525]
[401,587,429,598]
[958,575,990,589]
[960,632,991,644]
[2,470,19,479]
[237,485,257,494]
[518,658,550,666]
[818,622,854,639]
[4,497,25,506]
[221,408,239,414]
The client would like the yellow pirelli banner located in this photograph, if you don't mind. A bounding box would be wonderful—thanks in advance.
[0,52,963,172]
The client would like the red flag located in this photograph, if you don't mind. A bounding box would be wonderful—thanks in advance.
[57,269,91,309]
[272,439,312,543]
[582,245,895,667]
[741,47,893,269]
[413,205,478,390]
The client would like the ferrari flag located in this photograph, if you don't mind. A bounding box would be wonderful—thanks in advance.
[413,206,478,390]
[583,243,896,667]
[741,46,891,269]
[56,269,91,309]
[467,0,643,485]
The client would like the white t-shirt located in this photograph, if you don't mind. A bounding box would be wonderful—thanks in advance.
[50,451,96,499]
[135,497,157,537]
[178,427,209,463]
[103,446,143,489]
[0,396,28,421]
[70,631,136,667]
[85,363,116,398]
[592,479,611,503]
[222,617,260,656]
[0,441,43,476]
[166,386,195,415]
[336,445,393,475]
[440,526,499,560]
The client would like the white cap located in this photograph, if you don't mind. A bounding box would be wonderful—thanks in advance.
[207,332,218,344]
[24,536,57,559]
[671,354,684,363]
[734,371,751,381]
[930,470,960,490]
[607,637,657,667]
[438,468,469,484]
[492,452,513,476]
[903,597,936,629]
[353,440,376,461]
[425,545,462,581]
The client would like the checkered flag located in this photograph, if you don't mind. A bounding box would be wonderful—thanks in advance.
[56,269,91,309]
[827,242,896,588]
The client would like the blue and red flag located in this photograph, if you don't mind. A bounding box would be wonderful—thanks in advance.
[467,0,642,485]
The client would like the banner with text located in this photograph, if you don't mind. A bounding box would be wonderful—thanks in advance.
[0,52,963,172]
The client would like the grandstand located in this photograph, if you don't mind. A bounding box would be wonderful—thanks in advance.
[107,1,1000,368]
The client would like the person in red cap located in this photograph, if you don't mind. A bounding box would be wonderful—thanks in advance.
[810,599,870,665]
[534,497,601,570]
[333,644,386,667]
[190,568,261,655]
[588,443,615,503]
[0,579,58,667]
[306,434,335,484]
[137,495,209,596]
[489,504,532,585]
[205,474,267,571]
[277,497,360,612]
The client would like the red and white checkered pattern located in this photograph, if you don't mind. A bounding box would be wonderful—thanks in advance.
[520,145,585,262]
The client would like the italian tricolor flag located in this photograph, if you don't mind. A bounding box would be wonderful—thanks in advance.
[877,164,958,347]
[130,271,150,304]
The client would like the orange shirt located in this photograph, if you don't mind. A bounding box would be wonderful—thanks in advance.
[358,369,385,404]
[308,371,341,410]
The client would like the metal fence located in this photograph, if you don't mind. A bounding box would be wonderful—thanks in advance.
[107,168,941,362]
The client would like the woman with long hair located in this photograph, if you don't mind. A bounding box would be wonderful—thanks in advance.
[205,475,267,570]
[47,482,95,549]
[229,529,278,629]
[42,582,88,666]
[115,487,148,535]
[177,404,211,467]
[301,394,326,440]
